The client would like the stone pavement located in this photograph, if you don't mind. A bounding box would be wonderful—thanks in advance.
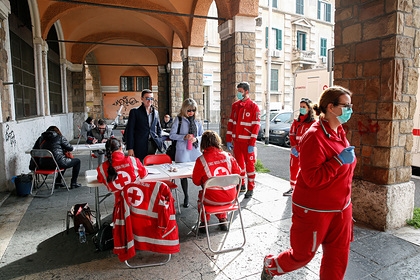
[1,153,420,279]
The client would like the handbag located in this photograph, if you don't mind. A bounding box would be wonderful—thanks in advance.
[166,116,182,161]
[65,151,74,159]
[66,203,95,234]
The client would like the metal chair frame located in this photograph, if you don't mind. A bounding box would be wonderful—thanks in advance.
[30,149,69,197]
[195,174,246,254]
[143,154,181,213]
[125,254,172,269]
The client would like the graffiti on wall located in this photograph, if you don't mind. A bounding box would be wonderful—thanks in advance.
[113,96,139,108]
[358,118,380,135]
[5,124,17,147]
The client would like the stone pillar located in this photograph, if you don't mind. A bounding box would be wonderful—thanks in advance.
[158,65,169,117]
[182,46,204,118]
[334,0,418,230]
[219,16,256,141]
[71,69,86,120]
[170,61,183,117]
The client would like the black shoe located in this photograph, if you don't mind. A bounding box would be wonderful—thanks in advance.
[240,185,246,192]
[283,188,293,196]
[54,183,64,189]
[70,183,81,189]
[198,222,206,234]
[244,190,253,198]
[219,219,228,231]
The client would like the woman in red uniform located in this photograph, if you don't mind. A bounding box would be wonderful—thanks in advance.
[283,98,316,196]
[97,138,148,191]
[262,86,357,280]
[192,130,241,233]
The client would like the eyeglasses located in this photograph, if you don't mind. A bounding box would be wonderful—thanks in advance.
[337,103,353,109]
[98,127,106,130]
[187,109,196,113]
[145,97,154,101]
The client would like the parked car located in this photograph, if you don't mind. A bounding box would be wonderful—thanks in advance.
[258,110,284,140]
[268,120,292,147]
[258,111,292,141]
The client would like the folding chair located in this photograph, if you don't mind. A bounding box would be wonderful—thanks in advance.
[30,149,69,197]
[194,174,246,254]
[112,181,179,268]
[143,154,181,213]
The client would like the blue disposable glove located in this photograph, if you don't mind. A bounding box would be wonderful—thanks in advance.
[248,145,254,153]
[227,142,233,151]
[291,147,299,157]
[337,146,355,164]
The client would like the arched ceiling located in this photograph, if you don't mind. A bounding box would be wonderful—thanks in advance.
[35,0,255,66]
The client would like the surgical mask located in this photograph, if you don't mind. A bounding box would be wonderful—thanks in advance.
[237,92,243,100]
[337,107,353,124]
[299,108,307,115]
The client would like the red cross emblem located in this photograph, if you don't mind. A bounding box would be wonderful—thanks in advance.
[112,171,131,190]
[127,186,144,207]
[213,167,229,176]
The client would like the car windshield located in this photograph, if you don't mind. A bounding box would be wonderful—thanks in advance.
[273,112,292,123]
[261,111,280,121]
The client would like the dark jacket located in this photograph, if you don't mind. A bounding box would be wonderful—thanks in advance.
[125,104,163,160]
[30,131,74,170]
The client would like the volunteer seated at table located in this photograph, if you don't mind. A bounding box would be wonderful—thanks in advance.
[87,119,114,164]
[30,125,82,189]
[97,138,148,192]
[192,130,241,233]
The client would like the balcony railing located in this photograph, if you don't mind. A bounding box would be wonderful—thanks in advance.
[292,49,316,65]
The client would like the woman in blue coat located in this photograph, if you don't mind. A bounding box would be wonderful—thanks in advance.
[170,98,204,207]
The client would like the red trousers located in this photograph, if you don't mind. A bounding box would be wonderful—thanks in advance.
[265,203,353,279]
[197,188,236,221]
[233,141,256,190]
[289,154,299,188]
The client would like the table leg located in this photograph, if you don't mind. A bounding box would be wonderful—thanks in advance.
[95,187,101,229]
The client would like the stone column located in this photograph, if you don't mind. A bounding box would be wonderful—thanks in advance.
[219,16,256,141]
[158,65,169,117]
[182,46,204,118]
[335,0,418,230]
[71,68,86,121]
[170,61,183,117]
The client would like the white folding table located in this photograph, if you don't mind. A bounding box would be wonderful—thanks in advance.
[85,162,194,228]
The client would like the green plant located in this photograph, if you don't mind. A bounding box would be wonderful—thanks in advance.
[407,207,420,229]
[255,159,270,173]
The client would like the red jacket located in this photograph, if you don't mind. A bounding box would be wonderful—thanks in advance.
[293,119,356,211]
[289,115,315,151]
[112,181,180,262]
[96,151,148,191]
[192,147,241,204]
[226,98,260,146]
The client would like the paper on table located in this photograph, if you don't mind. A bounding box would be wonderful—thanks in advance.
[146,167,161,174]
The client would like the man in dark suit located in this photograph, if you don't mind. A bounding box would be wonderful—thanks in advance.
[125,89,163,162]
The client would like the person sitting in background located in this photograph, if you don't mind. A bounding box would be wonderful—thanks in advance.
[30,126,81,189]
[97,138,148,191]
[87,119,114,164]
[192,130,241,233]
[87,119,113,144]
[80,116,95,141]
[162,114,173,132]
